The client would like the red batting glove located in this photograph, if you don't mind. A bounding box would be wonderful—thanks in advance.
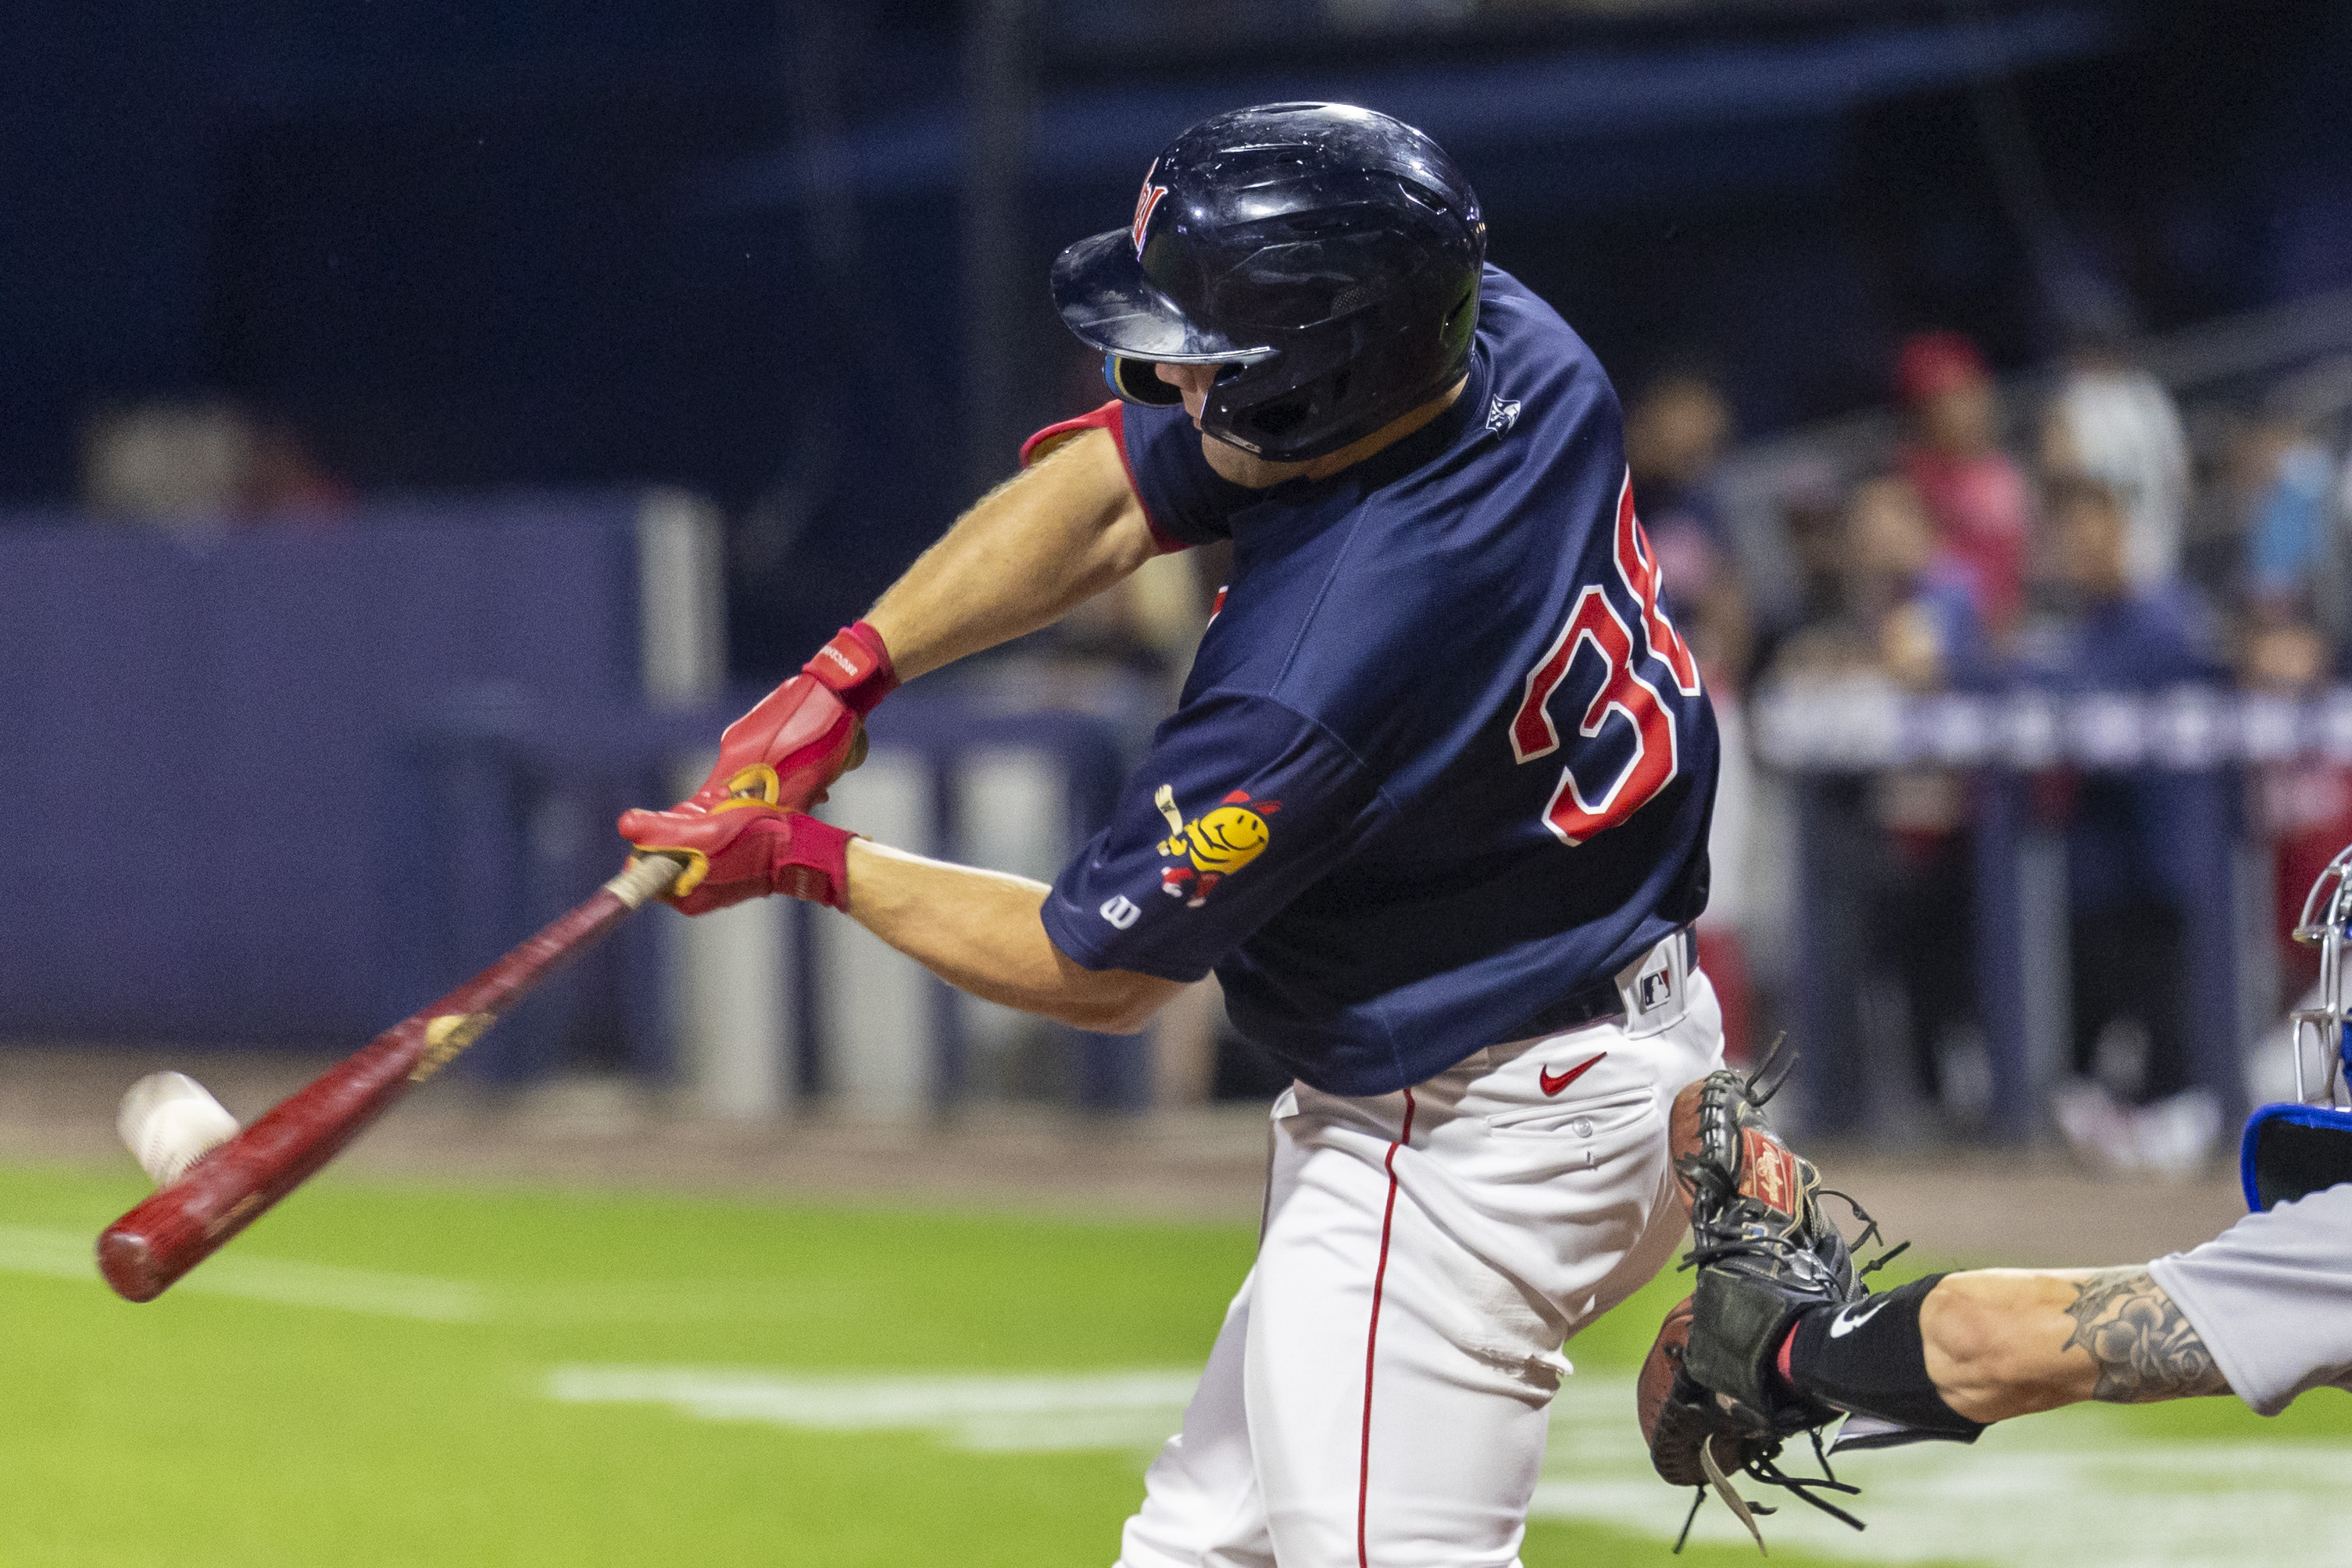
[681,622,898,816]
[617,803,856,916]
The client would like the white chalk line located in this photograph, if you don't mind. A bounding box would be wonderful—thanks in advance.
[1537,1373,2352,1567]
[0,1223,877,1326]
[0,1223,488,1322]
[545,1363,2352,1566]
[548,1366,1202,1455]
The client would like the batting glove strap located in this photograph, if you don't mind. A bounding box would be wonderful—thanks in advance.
[802,621,898,716]
[617,805,855,916]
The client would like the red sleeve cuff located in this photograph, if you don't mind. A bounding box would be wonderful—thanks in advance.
[1019,400,1189,556]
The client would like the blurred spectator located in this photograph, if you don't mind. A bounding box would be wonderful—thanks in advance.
[1764,473,1849,658]
[2229,414,2337,617]
[83,401,250,520]
[2019,476,2229,1173]
[237,416,353,520]
[1771,474,1986,1116]
[2244,615,2352,1004]
[1626,372,1752,688]
[1897,330,2033,635]
[1625,372,1731,540]
[1052,552,1208,679]
[2243,616,2333,691]
[1627,370,1757,1058]
[84,398,350,526]
[1771,475,1987,691]
[2039,330,2189,590]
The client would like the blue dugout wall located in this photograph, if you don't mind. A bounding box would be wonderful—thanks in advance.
[1,501,1150,1110]
[0,499,646,1046]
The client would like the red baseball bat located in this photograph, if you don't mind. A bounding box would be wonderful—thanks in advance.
[96,854,682,1303]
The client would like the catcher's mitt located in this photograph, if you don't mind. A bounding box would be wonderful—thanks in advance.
[1637,1296,1756,1486]
[1649,1044,1904,1551]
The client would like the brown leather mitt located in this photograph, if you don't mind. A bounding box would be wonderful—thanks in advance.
[1638,1295,1768,1489]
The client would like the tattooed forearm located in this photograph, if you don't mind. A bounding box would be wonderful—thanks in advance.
[2061,1267,2231,1403]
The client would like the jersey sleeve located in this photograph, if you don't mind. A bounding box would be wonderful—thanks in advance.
[1020,399,1249,555]
[1042,691,1391,983]
[1020,402,1187,555]
[1116,400,1257,548]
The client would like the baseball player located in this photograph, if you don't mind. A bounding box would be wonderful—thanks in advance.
[620,102,1723,1567]
[1650,842,2352,1536]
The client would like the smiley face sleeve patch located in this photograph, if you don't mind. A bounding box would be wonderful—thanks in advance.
[1040,691,1389,982]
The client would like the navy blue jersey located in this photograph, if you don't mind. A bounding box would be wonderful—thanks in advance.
[1033,267,1718,1096]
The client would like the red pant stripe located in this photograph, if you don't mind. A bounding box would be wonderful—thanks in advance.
[1357,1087,1417,1568]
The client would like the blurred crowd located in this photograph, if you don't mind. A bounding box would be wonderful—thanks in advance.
[1653,325,2352,1173]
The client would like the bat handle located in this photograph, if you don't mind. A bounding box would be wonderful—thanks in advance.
[607,853,688,909]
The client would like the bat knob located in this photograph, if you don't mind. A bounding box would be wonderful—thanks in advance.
[96,1227,166,1303]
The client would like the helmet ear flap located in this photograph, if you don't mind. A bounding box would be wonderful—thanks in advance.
[1106,355,1184,406]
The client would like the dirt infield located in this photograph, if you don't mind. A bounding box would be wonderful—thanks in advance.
[0,1045,2249,1265]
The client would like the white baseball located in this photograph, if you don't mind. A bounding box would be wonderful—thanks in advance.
[117,1072,241,1187]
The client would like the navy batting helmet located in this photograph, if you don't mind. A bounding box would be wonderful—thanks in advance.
[1049,102,1486,464]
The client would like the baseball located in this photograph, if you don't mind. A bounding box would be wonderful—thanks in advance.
[117,1071,240,1187]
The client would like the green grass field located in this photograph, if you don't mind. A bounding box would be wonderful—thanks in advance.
[3,1161,2347,1566]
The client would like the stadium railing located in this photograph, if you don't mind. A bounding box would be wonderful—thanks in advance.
[1757,684,2352,1141]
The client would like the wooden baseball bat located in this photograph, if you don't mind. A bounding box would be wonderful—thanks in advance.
[95,854,683,1303]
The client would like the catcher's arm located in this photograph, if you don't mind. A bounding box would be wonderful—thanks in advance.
[865,427,1159,683]
[1922,1266,2231,1421]
[1665,1069,2230,1430]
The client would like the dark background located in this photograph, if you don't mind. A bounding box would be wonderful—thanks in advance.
[8,0,2349,670]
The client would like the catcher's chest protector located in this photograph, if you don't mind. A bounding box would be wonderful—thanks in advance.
[2242,1104,2352,1211]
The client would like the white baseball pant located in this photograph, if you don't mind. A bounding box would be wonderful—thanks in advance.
[1117,951,1724,1568]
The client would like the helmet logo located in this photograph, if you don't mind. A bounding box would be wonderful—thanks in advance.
[1129,162,1170,258]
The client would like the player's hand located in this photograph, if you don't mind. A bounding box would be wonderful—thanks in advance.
[617,803,855,915]
[679,622,895,818]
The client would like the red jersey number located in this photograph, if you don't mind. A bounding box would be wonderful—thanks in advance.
[1509,473,1697,846]
[1607,474,1701,696]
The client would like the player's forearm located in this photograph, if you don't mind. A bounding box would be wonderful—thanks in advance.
[841,838,1181,1033]
[1921,1267,2231,1422]
[863,430,1158,683]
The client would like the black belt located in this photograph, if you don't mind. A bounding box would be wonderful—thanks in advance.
[1516,927,1693,1038]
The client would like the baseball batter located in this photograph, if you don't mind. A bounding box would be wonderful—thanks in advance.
[620,102,1723,1567]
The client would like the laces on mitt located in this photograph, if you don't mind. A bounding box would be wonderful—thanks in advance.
[1667,1037,1911,1555]
[1672,1425,1864,1554]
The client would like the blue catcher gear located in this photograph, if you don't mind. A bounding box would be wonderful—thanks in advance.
[2243,843,2352,1209]
[1048,102,1486,464]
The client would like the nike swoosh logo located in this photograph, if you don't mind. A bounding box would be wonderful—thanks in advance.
[1828,1297,1892,1338]
[1539,1053,1607,1097]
